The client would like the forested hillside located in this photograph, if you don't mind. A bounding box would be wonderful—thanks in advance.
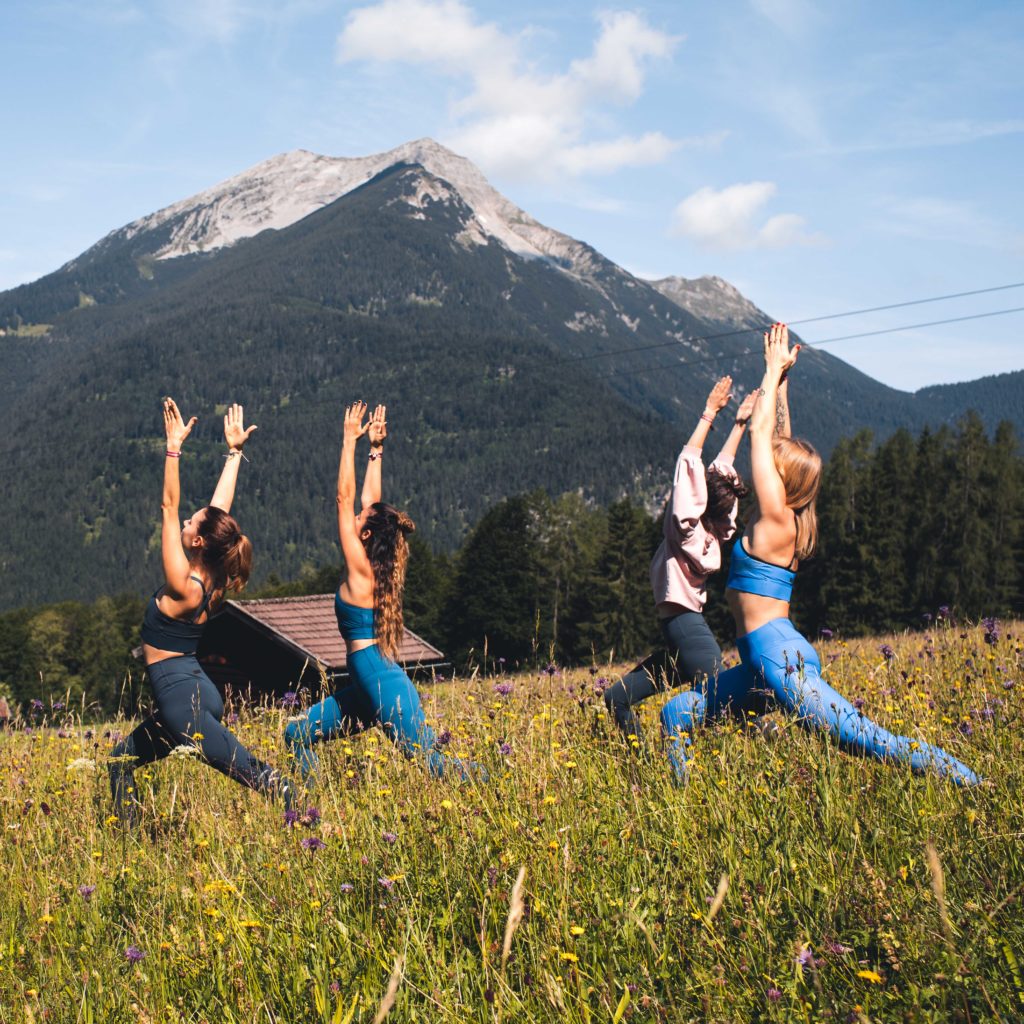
[1,156,1021,611]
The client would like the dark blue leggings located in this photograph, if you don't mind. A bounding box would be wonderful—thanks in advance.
[284,644,463,780]
[109,656,287,821]
[660,618,978,786]
[603,610,723,743]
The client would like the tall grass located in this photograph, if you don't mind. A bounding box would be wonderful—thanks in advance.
[1,622,1021,1022]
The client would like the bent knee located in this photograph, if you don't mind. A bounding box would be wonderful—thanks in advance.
[284,719,308,749]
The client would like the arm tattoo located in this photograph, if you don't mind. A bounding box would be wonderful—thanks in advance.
[775,392,786,435]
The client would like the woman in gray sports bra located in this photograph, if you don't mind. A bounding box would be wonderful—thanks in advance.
[108,398,291,823]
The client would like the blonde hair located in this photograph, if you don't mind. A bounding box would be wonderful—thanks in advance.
[363,503,416,661]
[772,437,821,560]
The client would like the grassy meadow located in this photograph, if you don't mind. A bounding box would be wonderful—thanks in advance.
[1,621,1022,1023]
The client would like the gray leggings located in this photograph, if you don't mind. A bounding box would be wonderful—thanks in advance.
[109,655,283,821]
[603,610,724,742]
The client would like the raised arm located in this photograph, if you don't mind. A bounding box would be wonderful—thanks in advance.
[210,403,257,513]
[685,377,733,452]
[360,404,387,510]
[160,397,198,599]
[337,401,373,589]
[716,391,757,464]
[775,376,791,438]
[749,324,799,523]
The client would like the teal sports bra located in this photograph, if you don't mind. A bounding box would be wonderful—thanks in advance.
[726,538,795,602]
[334,592,375,641]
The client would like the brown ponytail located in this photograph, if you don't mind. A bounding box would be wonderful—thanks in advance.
[771,437,822,560]
[196,506,253,598]
[362,502,415,661]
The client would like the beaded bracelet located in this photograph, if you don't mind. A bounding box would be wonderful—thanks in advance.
[368,449,383,462]
[165,450,181,458]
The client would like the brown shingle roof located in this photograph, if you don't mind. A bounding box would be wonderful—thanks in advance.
[228,594,444,671]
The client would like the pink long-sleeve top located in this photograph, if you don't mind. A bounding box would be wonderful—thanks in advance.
[650,445,740,615]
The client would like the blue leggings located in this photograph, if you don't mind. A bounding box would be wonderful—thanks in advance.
[660,618,979,786]
[284,644,457,780]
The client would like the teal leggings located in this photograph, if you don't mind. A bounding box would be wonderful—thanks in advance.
[284,644,465,780]
[661,618,979,786]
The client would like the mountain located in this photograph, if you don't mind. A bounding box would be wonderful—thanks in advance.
[0,141,1020,610]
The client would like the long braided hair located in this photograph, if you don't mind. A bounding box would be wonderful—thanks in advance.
[362,502,416,661]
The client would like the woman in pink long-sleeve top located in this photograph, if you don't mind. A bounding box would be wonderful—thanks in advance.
[603,377,757,746]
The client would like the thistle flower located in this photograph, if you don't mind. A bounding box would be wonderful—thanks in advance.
[281,691,300,708]
[78,884,96,900]
[766,988,782,1003]
[300,837,325,852]
[124,946,145,963]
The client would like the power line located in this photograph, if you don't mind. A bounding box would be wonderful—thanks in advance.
[565,280,1024,365]
[594,306,1024,383]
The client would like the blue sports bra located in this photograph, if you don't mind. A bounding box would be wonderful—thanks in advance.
[140,575,213,654]
[334,592,375,641]
[726,538,795,602]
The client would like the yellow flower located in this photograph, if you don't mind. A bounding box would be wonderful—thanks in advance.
[570,926,585,936]
[563,761,577,769]
[440,799,454,810]
[543,795,557,805]
[559,952,578,963]
[857,970,883,984]
[39,914,54,924]
[191,732,205,741]
[548,840,559,851]
[105,815,119,826]
[238,920,263,929]
[204,909,222,918]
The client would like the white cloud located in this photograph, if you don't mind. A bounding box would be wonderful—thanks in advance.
[336,1,682,180]
[671,181,821,249]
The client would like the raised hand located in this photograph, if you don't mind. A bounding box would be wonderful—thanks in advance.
[705,375,734,413]
[367,404,387,446]
[763,323,800,379]
[163,397,196,451]
[224,403,257,451]
[735,391,758,424]
[343,401,370,442]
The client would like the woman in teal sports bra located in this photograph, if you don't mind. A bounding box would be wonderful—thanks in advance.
[109,399,292,823]
[285,401,477,781]
[660,325,978,786]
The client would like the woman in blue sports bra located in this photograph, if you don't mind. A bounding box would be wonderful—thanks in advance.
[285,401,475,781]
[109,398,291,823]
[660,325,978,786]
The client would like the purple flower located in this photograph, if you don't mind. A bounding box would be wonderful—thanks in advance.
[52,701,65,711]
[283,809,299,827]
[301,807,321,827]
[766,987,782,1003]
[378,877,395,890]
[880,644,895,662]
[921,613,933,624]
[437,729,452,747]
[493,682,514,697]
[819,628,834,640]
[795,947,815,968]
[958,720,974,737]
[983,617,1000,645]
[281,691,300,708]
[340,883,354,893]
[78,884,96,901]
[487,866,498,889]
[382,831,398,844]
[30,699,44,712]
[226,712,239,725]
[498,657,506,665]
[545,663,557,677]
[1003,680,1015,690]
[825,941,852,955]
[499,742,512,756]
[124,946,145,963]
[853,697,866,710]
[300,837,326,852]
[938,605,951,620]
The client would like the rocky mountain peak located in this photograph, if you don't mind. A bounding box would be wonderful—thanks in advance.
[650,274,767,327]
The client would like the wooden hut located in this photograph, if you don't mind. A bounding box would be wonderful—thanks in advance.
[188,594,446,698]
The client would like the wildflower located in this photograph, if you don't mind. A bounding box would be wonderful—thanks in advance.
[543,795,557,805]
[937,605,950,620]
[852,697,866,711]
[300,837,326,852]
[857,969,883,984]
[382,831,398,844]
[499,742,512,756]
[570,925,585,936]
[983,617,1000,645]
[340,883,354,893]
[819,628,834,640]
[437,729,452,746]
[766,987,782,1003]
[958,720,974,737]
[78,885,96,901]
[440,799,454,810]
[825,941,852,954]
[281,691,300,708]
[545,663,557,677]
[795,946,815,968]
[31,699,44,712]
[378,877,395,890]
[559,951,578,963]
[283,809,299,827]
[238,920,263,928]
[494,682,513,697]
[125,946,146,963]
[301,807,321,827]
[880,644,895,662]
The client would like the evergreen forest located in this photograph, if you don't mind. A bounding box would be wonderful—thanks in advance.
[1,414,1019,718]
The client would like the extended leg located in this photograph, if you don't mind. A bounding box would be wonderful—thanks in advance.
[108,715,178,823]
[603,651,671,742]
[766,653,979,786]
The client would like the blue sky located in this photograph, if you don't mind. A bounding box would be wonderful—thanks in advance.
[2,0,1022,390]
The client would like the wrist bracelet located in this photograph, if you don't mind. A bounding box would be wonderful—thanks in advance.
[368,450,383,462]
[223,449,249,462]
[700,412,715,425]
[165,450,181,459]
